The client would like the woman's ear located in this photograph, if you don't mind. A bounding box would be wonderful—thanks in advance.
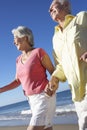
[25,36,28,41]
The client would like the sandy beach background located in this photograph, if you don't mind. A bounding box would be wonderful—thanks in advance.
[0,124,79,130]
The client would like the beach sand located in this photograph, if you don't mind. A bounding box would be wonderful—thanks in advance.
[0,124,79,130]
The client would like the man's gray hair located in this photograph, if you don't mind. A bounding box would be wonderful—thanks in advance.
[53,0,70,5]
[12,26,34,47]
[51,0,71,13]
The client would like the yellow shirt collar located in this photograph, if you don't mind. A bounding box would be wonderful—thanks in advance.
[55,14,75,32]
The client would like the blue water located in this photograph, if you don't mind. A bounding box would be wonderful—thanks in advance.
[0,89,72,114]
[0,89,77,126]
[0,100,29,115]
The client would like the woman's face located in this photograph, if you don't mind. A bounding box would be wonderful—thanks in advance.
[14,36,28,51]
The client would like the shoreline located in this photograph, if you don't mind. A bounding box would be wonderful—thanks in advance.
[0,124,79,130]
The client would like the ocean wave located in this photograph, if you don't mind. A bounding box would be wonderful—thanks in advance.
[0,103,75,121]
[0,104,77,126]
[21,103,75,115]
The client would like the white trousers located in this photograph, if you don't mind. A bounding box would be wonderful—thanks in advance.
[27,92,56,129]
[75,95,87,130]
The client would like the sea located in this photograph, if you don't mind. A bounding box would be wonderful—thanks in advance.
[0,89,78,126]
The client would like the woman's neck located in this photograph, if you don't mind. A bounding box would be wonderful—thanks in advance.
[22,47,34,55]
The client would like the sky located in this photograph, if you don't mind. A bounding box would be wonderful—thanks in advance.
[0,0,87,107]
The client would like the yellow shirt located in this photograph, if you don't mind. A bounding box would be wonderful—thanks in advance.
[52,11,87,102]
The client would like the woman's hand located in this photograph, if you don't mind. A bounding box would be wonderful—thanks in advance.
[45,76,59,97]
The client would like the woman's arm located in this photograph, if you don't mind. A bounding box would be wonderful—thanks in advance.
[0,79,21,93]
[41,54,59,96]
[41,54,55,75]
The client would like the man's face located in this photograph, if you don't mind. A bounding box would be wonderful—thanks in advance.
[49,1,64,22]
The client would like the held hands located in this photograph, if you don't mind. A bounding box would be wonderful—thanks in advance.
[44,76,59,97]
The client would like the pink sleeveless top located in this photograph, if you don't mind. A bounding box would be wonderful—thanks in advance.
[16,48,48,96]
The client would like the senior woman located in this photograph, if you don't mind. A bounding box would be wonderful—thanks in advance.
[0,26,57,130]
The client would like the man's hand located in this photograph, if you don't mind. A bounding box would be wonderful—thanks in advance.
[80,52,87,63]
[45,76,59,97]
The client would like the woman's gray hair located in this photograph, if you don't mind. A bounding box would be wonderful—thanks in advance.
[50,0,71,14]
[12,26,34,47]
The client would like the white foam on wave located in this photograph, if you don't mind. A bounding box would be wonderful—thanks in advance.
[21,109,32,115]
[55,103,76,115]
